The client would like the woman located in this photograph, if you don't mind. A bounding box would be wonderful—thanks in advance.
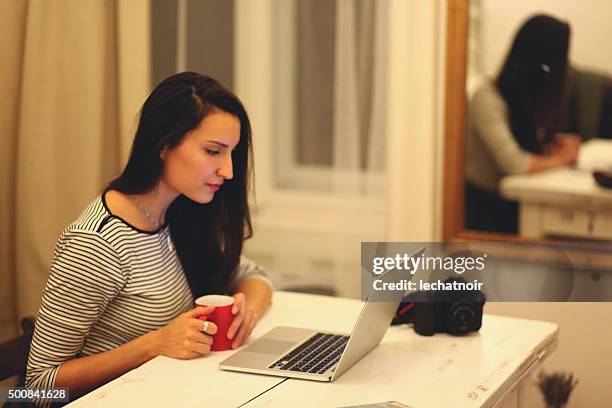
[465,14,581,233]
[25,72,273,403]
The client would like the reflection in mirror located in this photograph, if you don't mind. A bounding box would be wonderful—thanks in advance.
[463,0,612,239]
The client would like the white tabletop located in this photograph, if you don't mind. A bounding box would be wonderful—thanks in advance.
[70,292,558,408]
[242,295,558,408]
[65,342,283,408]
[67,292,361,408]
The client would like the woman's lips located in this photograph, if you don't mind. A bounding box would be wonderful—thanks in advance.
[207,183,221,192]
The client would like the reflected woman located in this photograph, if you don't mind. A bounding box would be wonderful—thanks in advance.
[465,14,580,233]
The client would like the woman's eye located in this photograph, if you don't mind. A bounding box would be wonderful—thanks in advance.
[205,149,220,156]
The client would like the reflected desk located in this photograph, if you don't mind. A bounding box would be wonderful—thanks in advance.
[501,139,612,239]
[70,292,558,408]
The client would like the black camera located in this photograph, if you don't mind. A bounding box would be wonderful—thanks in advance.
[393,277,485,336]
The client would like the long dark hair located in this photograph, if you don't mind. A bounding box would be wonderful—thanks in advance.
[496,15,570,153]
[108,72,253,297]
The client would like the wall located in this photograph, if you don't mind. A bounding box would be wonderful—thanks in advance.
[477,0,612,76]
[486,302,612,408]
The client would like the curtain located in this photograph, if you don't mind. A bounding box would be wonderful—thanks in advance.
[0,0,150,341]
[296,0,388,184]
[330,0,389,295]
[0,0,29,341]
[296,0,335,167]
[333,0,388,194]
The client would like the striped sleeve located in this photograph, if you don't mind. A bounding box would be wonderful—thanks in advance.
[25,230,124,402]
[232,255,273,291]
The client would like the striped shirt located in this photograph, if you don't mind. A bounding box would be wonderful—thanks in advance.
[25,195,271,403]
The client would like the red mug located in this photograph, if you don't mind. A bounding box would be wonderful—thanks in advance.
[195,295,235,351]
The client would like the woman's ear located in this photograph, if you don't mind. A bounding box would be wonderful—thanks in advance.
[160,146,168,160]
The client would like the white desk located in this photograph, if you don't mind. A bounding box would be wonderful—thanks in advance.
[70,292,558,408]
[500,139,612,239]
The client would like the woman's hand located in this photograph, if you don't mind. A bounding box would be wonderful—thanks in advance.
[151,306,218,359]
[552,133,581,165]
[529,134,582,173]
[227,293,258,349]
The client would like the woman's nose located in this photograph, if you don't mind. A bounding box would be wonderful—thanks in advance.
[217,154,233,180]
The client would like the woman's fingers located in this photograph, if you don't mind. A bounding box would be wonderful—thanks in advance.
[232,311,255,348]
[232,293,245,315]
[184,330,214,356]
[242,312,258,346]
[227,311,245,339]
[195,331,214,346]
[190,340,212,355]
[189,306,215,318]
[246,313,257,339]
[157,308,221,359]
[191,318,218,335]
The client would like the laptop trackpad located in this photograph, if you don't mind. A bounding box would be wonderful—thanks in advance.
[244,339,295,355]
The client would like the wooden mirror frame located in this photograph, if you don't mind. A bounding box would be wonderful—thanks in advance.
[442,0,527,243]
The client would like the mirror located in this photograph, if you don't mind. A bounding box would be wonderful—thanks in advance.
[443,0,612,242]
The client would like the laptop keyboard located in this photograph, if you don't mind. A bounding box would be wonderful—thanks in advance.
[268,333,350,374]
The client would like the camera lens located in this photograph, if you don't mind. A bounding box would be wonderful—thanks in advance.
[447,303,476,335]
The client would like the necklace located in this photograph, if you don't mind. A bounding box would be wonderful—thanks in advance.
[130,195,174,252]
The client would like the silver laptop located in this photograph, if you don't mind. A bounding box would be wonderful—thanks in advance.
[220,263,415,382]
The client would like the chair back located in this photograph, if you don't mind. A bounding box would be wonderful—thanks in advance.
[0,317,36,384]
